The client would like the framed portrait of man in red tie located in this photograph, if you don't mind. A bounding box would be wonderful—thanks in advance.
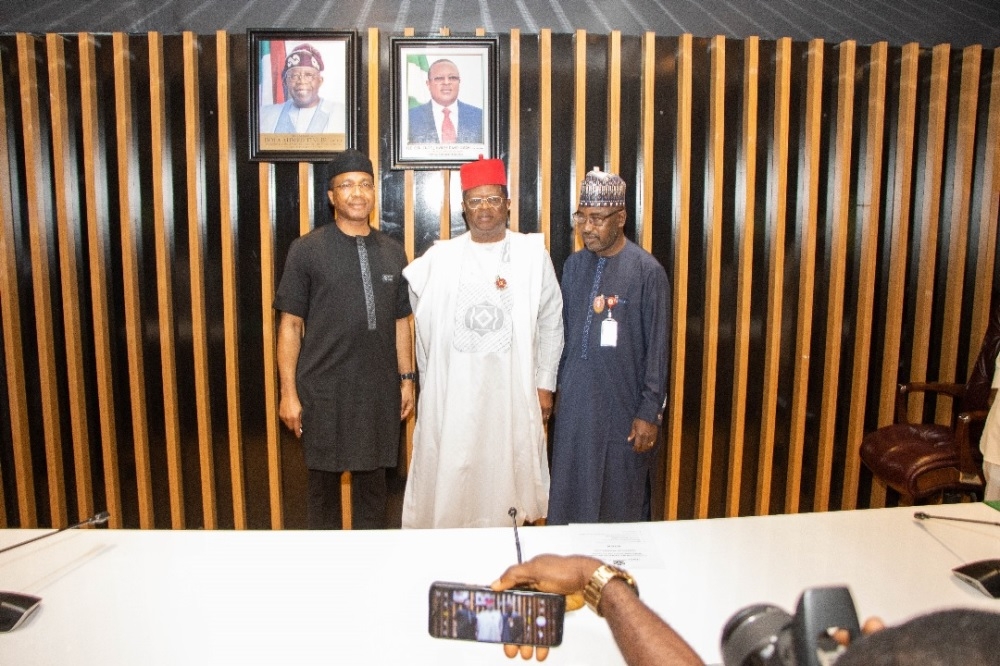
[391,36,498,170]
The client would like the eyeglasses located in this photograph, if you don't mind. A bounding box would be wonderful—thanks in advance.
[285,71,319,83]
[332,180,375,193]
[464,196,507,209]
[572,208,623,227]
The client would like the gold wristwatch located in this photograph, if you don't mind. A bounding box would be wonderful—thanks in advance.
[583,564,639,616]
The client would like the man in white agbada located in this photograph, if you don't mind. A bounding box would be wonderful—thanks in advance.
[402,157,563,528]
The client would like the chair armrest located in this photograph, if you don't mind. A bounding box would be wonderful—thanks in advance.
[894,381,967,423]
[955,409,989,480]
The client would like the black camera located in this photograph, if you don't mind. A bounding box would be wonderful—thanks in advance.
[720,586,862,666]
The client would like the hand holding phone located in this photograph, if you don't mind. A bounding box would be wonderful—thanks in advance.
[428,581,565,647]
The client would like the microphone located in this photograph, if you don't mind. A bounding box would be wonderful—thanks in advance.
[509,507,522,564]
[0,510,110,632]
[0,510,110,556]
[913,511,1000,528]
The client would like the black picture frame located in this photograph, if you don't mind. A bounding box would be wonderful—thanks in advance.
[390,36,499,170]
[248,29,357,162]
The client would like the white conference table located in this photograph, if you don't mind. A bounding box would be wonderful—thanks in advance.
[2,503,999,665]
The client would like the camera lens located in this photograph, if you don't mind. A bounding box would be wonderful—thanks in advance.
[720,603,794,666]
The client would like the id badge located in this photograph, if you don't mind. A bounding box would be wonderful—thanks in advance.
[600,317,618,347]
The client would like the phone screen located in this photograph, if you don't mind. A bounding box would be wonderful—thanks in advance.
[428,582,565,647]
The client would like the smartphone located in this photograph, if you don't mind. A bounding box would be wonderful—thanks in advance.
[428,581,565,647]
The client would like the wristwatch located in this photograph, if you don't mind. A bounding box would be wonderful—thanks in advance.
[399,372,417,382]
[583,564,639,616]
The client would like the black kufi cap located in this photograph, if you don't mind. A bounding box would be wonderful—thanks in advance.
[327,149,374,180]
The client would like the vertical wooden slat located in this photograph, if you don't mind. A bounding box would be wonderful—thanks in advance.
[935,45,981,426]
[217,30,238,532]
[0,47,36,527]
[185,32,224,528]
[784,39,823,515]
[509,29,520,233]
[299,163,312,236]
[113,32,154,528]
[148,32,185,529]
[47,33,95,522]
[695,35,725,519]
[842,42,888,510]
[968,49,1000,374]
[439,171,451,242]
[573,29,587,252]
[368,27,381,229]
[260,163,282,529]
[18,32,68,527]
[872,42,920,508]
[756,37,792,516]
[665,34,692,520]
[607,30,621,172]
[638,32,655,251]
[725,36,758,518]
[814,41,855,512]
[906,43,950,423]
[79,33,122,528]
[539,29,552,247]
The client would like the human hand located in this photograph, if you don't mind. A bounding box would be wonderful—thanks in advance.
[279,395,303,438]
[537,389,554,422]
[400,381,415,420]
[833,616,885,646]
[492,554,600,661]
[492,553,602,598]
[627,418,659,453]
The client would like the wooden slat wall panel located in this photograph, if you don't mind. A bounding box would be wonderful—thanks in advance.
[725,37,758,517]
[3,31,1000,528]
[841,42,888,510]
[113,33,155,528]
[218,29,239,532]
[968,50,1000,375]
[18,33,67,527]
[814,41,856,512]
[784,40,823,515]
[509,29,521,233]
[78,33,123,528]
[0,46,35,528]
[906,44,950,423]
[694,35,725,519]
[756,37,792,516]
[539,30,552,245]
[664,34,692,520]
[637,32,655,251]
[260,162,282,529]
[607,31,621,172]
[934,45,981,428]
[148,32,185,529]
[871,42,920,508]
[183,32,226,529]
[47,34,94,522]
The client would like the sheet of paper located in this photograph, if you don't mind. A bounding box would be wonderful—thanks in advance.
[570,525,664,569]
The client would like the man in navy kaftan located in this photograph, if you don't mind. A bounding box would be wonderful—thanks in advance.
[547,168,671,524]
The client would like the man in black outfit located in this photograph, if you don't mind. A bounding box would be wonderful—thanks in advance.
[274,149,414,529]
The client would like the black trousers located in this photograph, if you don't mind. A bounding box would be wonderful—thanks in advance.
[307,468,387,530]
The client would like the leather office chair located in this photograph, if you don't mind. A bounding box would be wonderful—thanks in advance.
[860,299,1000,504]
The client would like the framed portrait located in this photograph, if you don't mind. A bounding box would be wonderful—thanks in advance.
[248,29,356,162]
[390,36,499,170]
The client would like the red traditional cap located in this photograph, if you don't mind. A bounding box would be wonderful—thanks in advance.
[460,156,507,191]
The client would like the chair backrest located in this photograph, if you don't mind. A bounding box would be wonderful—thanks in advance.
[964,291,1000,412]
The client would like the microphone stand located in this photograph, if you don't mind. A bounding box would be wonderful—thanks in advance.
[0,511,110,632]
[508,507,522,564]
[0,511,110,555]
